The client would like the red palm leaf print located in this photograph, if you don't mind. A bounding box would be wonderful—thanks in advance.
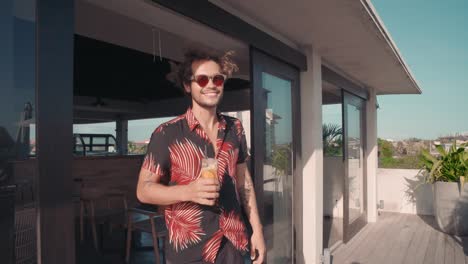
[154,115,185,133]
[217,142,238,177]
[165,202,205,252]
[233,119,244,140]
[217,141,240,201]
[194,127,210,142]
[142,153,164,176]
[202,230,224,263]
[169,139,203,185]
[220,211,248,251]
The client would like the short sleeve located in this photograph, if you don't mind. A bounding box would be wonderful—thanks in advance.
[141,127,170,179]
[235,120,250,164]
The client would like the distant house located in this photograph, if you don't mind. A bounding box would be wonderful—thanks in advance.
[430,138,468,155]
[133,140,150,148]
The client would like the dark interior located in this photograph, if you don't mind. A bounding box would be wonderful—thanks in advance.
[74,35,250,104]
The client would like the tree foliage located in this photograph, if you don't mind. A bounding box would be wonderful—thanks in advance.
[127,141,148,155]
[323,123,342,156]
[271,143,291,176]
[378,138,423,169]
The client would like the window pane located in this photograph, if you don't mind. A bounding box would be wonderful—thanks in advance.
[262,73,293,263]
[73,122,116,156]
[322,81,344,247]
[127,117,175,155]
[346,103,364,224]
[0,1,37,262]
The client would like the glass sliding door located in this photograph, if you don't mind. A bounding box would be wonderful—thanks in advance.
[343,91,367,242]
[322,81,344,248]
[251,48,300,263]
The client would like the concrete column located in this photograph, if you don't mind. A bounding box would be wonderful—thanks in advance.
[366,88,378,222]
[297,47,323,264]
[36,1,75,263]
[116,119,128,155]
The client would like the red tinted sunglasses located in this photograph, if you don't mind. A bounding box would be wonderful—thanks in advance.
[191,74,226,87]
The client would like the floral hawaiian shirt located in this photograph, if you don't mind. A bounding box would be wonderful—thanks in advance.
[141,107,250,263]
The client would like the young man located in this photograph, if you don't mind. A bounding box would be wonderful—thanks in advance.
[136,50,266,264]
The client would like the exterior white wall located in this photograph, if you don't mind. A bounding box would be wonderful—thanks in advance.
[377,169,434,215]
[297,47,323,264]
[366,88,378,222]
[239,111,251,149]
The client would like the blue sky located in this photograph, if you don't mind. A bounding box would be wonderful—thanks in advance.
[372,0,468,140]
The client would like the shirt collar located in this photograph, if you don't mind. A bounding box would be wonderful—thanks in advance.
[185,107,227,131]
[185,107,199,131]
[218,114,227,130]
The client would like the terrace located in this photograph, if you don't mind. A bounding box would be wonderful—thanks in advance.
[332,212,468,264]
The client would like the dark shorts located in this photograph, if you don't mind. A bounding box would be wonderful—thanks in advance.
[165,237,246,264]
[214,237,246,264]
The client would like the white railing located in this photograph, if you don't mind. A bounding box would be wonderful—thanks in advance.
[377,168,434,215]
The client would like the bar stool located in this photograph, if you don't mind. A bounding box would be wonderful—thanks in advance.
[125,206,167,264]
[79,184,128,251]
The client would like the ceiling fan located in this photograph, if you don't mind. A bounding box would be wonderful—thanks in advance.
[91,97,108,107]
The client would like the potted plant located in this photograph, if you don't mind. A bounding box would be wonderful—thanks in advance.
[420,143,468,236]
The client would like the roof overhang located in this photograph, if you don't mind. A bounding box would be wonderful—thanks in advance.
[212,0,422,95]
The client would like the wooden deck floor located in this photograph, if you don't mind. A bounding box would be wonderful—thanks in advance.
[332,212,468,264]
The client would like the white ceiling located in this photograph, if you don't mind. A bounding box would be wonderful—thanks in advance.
[212,0,421,95]
[75,0,250,78]
[76,0,421,95]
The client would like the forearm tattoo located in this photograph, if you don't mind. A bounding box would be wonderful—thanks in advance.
[239,172,254,215]
[143,170,158,187]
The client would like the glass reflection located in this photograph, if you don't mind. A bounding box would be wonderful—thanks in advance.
[0,0,37,263]
[346,103,364,224]
[322,82,344,248]
[262,73,293,263]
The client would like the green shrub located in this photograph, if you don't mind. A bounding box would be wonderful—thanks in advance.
[420,143,468,183]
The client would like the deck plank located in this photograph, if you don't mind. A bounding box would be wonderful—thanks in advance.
[434,231,447,264]
[462,237,468,264]
[337,212,399,263]
[332,213,389,263]
[346,213,404,264]
[453,245,465,264]
[423,225,441,264]
[444,234,456,264]
[367,213,414,264]
[402,215,433,264]
[331,213,467,264]
[334,213,387,254]
[449,235,465,264]
[382,213,421,264]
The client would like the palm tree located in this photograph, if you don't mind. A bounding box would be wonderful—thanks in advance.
[323,123,343,156]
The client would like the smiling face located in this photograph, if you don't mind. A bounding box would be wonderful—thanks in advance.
[184,60,224,110]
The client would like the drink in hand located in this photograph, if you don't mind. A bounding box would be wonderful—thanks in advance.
[200,158,219,207]
[201,158,217,180]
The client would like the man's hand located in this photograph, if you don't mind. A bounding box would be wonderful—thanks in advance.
[250,230,266,264]
[184,178,219,206]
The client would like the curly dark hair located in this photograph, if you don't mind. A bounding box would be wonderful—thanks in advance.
[178,49,238,91]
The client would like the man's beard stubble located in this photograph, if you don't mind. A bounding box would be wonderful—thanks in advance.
[192,88,223,109]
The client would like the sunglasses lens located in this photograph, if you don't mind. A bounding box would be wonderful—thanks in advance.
[212,75,225,86]
[196,75,209,87]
